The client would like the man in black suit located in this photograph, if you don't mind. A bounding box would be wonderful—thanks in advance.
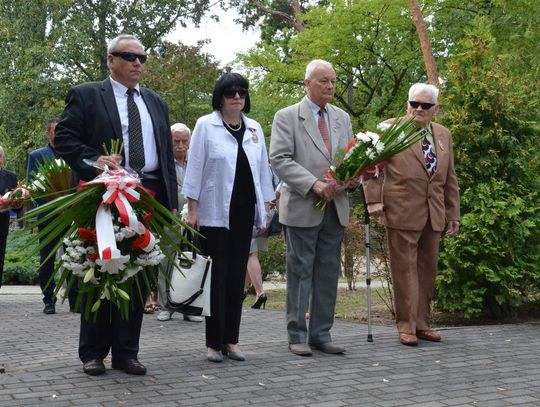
[55,34,177,376]
[0,146,19,288]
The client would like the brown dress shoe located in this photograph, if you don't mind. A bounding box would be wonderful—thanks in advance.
[417,330,441,342]
[399,333,418,346]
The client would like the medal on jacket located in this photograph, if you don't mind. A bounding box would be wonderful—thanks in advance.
[248,127,259,143]
[438,139,444,151]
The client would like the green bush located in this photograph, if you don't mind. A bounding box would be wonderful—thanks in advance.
[3,225,40,285]
[259,234,286,280]
[436,18,540,319]
[437,180,540,318]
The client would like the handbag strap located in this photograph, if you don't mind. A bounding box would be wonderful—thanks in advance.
[167,255,211,306]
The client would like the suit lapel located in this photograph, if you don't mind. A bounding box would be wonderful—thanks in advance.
[430,124,447,176]
[100,78,122,141]
[299,98,332,163]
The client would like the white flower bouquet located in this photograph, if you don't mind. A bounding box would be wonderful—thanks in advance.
[25,167,191,320]
[317,118,423,208]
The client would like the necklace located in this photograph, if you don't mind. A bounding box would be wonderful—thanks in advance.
[224,121,242,132]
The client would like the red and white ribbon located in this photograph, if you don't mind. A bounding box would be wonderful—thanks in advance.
[82,170,156,260]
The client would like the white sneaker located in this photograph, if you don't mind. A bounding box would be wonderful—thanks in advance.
[183,314,203,322]
[157,310,173,321]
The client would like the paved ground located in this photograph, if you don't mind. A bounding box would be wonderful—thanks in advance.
[1,286,539,407]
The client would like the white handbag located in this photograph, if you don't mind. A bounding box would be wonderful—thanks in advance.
[166,247,212,317]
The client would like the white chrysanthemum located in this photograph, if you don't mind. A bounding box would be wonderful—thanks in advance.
[366,131,380,144]
[366,147,377,160]
[375,141,385,153]
[356,131,371,142]
[377,122,391,131]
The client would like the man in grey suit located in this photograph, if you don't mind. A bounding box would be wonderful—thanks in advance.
[269,60,354,356]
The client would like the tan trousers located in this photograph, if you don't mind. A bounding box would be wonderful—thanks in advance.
[386,223,442,334]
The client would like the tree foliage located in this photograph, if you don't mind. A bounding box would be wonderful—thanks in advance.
[0,0,211,176]
[143,41,222,130]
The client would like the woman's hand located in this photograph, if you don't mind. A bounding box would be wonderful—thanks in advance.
[185,198,199,228]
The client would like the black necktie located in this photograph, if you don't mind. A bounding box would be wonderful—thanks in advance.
[127,88,145,173]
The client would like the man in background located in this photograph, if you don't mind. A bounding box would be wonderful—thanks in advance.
[364,83,460,346]
[26,118,78,314]
[156,123,203,323]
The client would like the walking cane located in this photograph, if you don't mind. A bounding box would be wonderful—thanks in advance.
[359,187,373,342]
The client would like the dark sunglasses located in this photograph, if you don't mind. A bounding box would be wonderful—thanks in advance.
[111,51,147,64]
[223,88,248,99]
[409,101,435,110]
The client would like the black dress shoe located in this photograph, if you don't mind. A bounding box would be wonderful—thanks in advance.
[83,359,105,376]
[111,359,147,375]
[43,303,56,314]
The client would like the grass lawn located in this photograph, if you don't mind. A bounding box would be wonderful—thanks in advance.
[245,287,396,326]
[246,287,540,328]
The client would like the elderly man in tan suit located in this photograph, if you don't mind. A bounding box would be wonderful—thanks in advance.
[364,83,460,346]
[270,60,354,356]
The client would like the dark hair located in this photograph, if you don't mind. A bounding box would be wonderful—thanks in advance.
[211,72,251,113]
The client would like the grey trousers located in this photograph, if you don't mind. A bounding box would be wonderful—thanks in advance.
[285,203,344,345]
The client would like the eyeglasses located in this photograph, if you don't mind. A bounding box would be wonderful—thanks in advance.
[223,88,248,99]
[409,101,435,110]
[111,52,147,64]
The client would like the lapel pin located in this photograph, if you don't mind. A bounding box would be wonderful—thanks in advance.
[248,127,259,143]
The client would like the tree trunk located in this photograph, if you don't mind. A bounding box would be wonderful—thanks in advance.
[408,0,438,85]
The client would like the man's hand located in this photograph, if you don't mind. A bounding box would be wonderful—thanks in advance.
[446,220,460,236]
[367,203,384,217]
[95,154,123,172]
[312,180,335,201]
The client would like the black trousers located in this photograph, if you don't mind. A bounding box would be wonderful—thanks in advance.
[78,177,166,363]
[200,203,254,350]
[78,280,148,362]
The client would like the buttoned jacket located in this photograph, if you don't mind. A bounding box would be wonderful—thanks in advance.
[269,97,354,227]
[364,119,460,232]
[182,111,275,229]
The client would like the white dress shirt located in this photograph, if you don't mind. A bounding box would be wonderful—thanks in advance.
[110,77,158,172]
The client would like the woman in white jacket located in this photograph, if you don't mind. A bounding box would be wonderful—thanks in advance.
[183,73,275,362]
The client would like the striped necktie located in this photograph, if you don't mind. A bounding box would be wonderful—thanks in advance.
[318,109,332,156]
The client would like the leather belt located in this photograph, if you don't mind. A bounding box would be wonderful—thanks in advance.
[140,169,161,180]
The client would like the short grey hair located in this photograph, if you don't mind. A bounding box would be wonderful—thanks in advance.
[171,123,191,135]
[107,34,143,54]
[305,59,334,80]
[408,83,439,103]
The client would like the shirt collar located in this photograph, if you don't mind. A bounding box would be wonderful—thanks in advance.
[110,76,140,96]
[306,97,327,116]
